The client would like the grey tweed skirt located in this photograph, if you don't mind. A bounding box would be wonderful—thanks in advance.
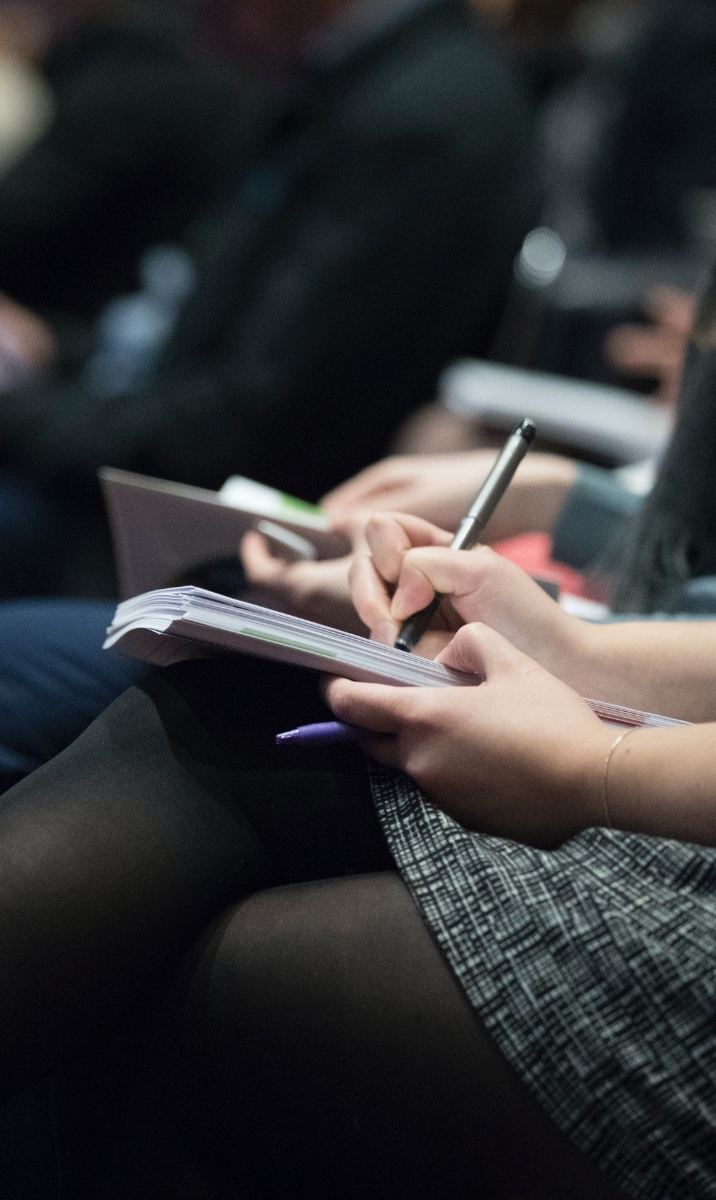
[368,764,716,1200]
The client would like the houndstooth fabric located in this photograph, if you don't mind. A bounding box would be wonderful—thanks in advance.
[368,764,716,1200]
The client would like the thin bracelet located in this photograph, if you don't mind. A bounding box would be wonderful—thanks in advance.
[601,728,638,829]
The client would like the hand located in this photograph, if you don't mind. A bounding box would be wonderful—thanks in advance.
[350,512,587,679]
[604,285,694,406]
[322,451,500,532]
[0,292,55,390]
[322,450,576,543]
[241,531,364,633]
[390,402,484,455]
[324,622,613,847]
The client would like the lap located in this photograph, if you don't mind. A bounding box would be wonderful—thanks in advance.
[174,872,624,1200]
[0,657,388,1094]
[0,656,626,1195]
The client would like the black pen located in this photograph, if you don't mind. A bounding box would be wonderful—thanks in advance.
[394,418,537,653]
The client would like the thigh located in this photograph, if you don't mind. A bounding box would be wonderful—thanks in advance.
[0,599,144,780]
[0,657,388,1098]
[174,874,625,1200]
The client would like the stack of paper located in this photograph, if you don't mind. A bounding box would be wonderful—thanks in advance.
[104,587,687,729]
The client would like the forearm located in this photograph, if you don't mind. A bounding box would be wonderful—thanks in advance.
[603,723,716,846]
[482,453,577,542]
[562,620,716,723]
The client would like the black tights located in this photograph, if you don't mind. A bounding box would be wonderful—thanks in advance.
[0,659,623,1198]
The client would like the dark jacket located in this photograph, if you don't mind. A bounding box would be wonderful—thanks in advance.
[0,8,252,317]
[0,0,537,501]
[594,0,716,251]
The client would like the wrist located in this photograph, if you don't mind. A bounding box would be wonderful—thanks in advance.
[555,616,607,697]
[567,720,620,836]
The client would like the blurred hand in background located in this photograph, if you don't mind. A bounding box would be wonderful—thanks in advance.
[604,285,695,407]
[0,292,56,390]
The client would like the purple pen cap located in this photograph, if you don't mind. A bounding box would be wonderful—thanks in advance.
[276,721,363,747]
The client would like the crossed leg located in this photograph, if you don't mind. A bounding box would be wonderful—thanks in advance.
[173,874,625,1200]
[0,656,624,1197]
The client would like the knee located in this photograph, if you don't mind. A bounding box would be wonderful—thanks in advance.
[174,872,443,1086]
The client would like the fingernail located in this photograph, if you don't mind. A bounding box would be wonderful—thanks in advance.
[374,617,398,645]
[390,586,409,620]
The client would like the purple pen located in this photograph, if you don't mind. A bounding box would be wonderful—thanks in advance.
[276,721,379,747]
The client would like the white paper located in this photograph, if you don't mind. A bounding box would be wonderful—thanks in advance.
[105,587,688,728]
[440,360,672,464]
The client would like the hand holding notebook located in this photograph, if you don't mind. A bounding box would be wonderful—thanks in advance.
[103,454,687,740]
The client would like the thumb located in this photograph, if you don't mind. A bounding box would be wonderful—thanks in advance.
[437,622,529,680]
[240,531,281,583]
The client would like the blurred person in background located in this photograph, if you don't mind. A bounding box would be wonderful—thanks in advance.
[0,0,258,595]
[448,0,716,398]
[0,0,253,327]
[385,0,710,452]
[0,3,54,176]
[0,0,537,597]
[0,258,712,797]
[525,0,716,257]
[527,0,716,384]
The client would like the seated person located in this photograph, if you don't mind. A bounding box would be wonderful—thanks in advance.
[0,258,714,783]
[0,0,537,594]
[0,0,251,323]
[393,281,694,457]
[0,518,713,1196]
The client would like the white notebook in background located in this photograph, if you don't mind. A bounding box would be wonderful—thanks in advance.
[100,468,348,599]
[440,360,672,465]
[104,586,687,730]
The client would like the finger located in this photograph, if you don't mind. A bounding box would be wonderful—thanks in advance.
[240,531,285,583]
[349,552,400,645]
[336,513,373,552]
[603,326,668,375]
[644,285,695,334]
[390,545,484,621]
[322,675,419,734]
[437,621,529,679]
[390,544,506,622]
[321,459,408,516]
[364,512,452,585]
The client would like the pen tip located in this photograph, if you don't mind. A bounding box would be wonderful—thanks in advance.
[518,418,536,445]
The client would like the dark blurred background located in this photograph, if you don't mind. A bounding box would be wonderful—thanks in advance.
[0,0,707,598]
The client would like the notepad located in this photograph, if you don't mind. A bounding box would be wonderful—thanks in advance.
[104,586,687,729]
[100,468,348,599]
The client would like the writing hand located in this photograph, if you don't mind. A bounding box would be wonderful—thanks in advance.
[350,511,587,681]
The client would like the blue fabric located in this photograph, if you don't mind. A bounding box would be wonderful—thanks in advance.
[0,473,68,597]
[552,464,640,572]
[0,600,146,775]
